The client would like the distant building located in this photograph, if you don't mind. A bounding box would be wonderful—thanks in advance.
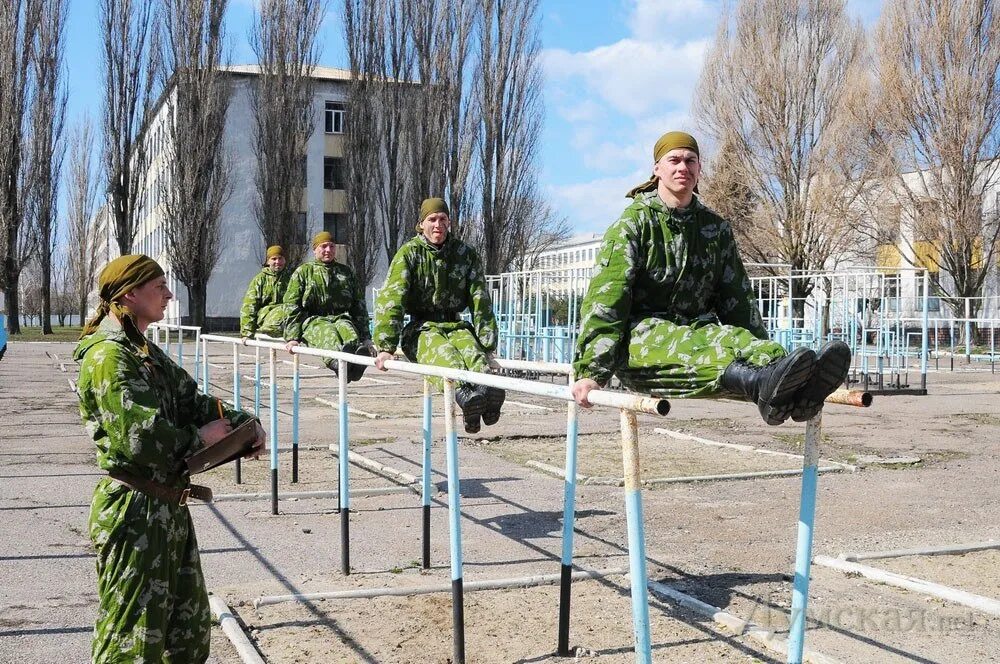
[534,233,602,271]
[93,65,359,328]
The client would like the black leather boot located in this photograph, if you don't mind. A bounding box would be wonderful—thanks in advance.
[790,341,852,422]
[345,341,373,383]
[455,383,487,434]
[482,386,506,426]
[721,347,816,425]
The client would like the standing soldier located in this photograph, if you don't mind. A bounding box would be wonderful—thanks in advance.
[283,231,374,382]
[373,197,505,434]
[570,132,851,424]
[74,254,265,663]
[240,244,292,341]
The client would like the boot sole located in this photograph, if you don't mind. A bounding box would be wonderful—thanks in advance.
[791,342,852,422]
[463,414,482,434]
[482,387,505,426]
[761,348,816,425]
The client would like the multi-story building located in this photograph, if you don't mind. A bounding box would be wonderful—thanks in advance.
[96,65,358,327]
[533,233,602,273]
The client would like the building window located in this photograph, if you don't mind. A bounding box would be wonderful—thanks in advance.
[297,212,308,242]
[325,101,345,134]
[324,157,345,190]
[323,213,348,244]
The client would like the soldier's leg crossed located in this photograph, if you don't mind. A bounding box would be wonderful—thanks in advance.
[415,325,485,433]
[447,326,504,426]
[302,317,357,374]
[618,318,786,397]
[256,303,294,338]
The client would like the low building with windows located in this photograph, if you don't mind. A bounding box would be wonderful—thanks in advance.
[95,65,359,328]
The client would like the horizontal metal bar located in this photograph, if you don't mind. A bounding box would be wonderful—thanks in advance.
[200,334,670,416]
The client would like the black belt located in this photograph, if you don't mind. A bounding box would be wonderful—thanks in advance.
[109,469,213,506]
[413,312,461,323]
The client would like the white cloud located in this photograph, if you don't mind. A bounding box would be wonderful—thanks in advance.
[547,171,648,234]
[544,38,708,118]
[628,0,719,42]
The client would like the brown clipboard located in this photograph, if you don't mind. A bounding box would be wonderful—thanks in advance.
[185,419,258,475]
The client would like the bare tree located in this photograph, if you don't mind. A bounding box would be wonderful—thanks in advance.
[157,0,231,327]
[342,0,384,288]
[100,0,159,256]
[0,0,43,335]
[474,0,547,274]
[868,0,1000,322]
[26,0,66,334]
[249,0,324,266]
[66,116,100,327]
[696,0,871,320]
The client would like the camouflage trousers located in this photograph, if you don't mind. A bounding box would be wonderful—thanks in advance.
[89,478,210,664]
[301,314,364,370]
[401,321,488,390]
[618,318,786,398]
[254,303,293,338]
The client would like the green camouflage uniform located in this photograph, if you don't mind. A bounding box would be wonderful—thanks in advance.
[283,259,371,367]
[572,191,785,397]
[374,235,497,384]
[239,266,292,338]
[74,318,255,663]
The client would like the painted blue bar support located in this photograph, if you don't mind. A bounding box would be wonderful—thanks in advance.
[620,408,651,664]
[177,330,184,371]
[787,413,822,664]
[443,380,466,664]
[920,271,930,391]
[422,379,433,570]
[269,349,279,515]
[232,344,242,484]
[339,359,350,575]
[200,338,208,395]
[557,381,579,656]
[292,354,300,483]
[254,346,261,418]
[194,332,201,391]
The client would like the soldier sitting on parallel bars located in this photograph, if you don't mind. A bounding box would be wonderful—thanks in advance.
[570,131,850,424]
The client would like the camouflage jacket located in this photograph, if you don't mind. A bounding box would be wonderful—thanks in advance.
[572,192,768,385]
[373,234,498,354]
[239,267,291,337]
[282,259,371,342]
[74,318,255,487]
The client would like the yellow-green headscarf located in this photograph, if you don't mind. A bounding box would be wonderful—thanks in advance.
[81,254,165,352]
[626,131,700,198]
[266,245,284,259]
[416,197,449,233]
[312,231,334,249]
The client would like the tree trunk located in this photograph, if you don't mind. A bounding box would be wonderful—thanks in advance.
[187,283,206,329]
[79,292,88,329]
[4,261,21,335]
[41,252,52,334]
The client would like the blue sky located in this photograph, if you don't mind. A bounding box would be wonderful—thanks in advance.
[63,0,883,236]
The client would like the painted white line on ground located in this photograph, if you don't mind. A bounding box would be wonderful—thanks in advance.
[654,427,856,472]
[314,396,381,419]
[328,447,420,485]
[813,555,1000,617]
[526,460,586,482]
[644,466,846,485]
[209,595,265,664]
[841,540,1000,562]
[648,580,843,664]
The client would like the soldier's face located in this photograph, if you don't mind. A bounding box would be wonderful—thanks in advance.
[268,255,286,271]
[123,276,173,329]
[314,242,336,263]
[421,212,450,245]
[653,148,700,198]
